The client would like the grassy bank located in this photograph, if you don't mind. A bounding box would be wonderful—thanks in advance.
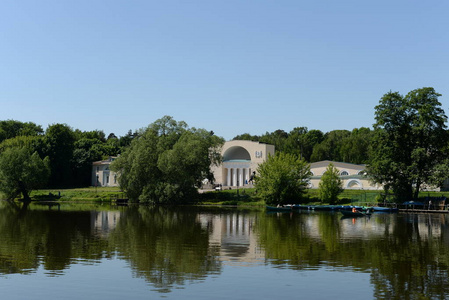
[10,186,449,206]
[199,188,449,206]
[30,187,124,202]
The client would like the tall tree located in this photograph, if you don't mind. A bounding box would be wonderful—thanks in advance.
[44,124,76,188]
[368,88,448,201]
[255,152,311,205]
[111,116,223,204]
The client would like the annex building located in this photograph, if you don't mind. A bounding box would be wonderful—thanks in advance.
[309,160,381,190]
[92,156,119,187]
[211,140,275,188]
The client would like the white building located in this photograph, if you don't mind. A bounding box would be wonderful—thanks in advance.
[211,140,275,187]
[92,156,119,187]
[309,160,381,190]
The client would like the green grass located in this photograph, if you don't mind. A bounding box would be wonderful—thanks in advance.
[30,186,124,202]
[199,188,449,206]
[9,186,449,206]
[198,188,265,206]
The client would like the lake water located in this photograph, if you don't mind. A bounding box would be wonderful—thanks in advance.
[1,202,448,299]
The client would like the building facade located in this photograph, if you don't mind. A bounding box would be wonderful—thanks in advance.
[92,156,119,187]
[211,140,275,187]
[309,160,381,190]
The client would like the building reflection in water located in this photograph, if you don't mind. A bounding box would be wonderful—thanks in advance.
[197,212,264,265]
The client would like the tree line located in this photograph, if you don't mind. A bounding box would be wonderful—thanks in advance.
[0,87,447,204]
[0,120,138,200]
[254,87,449,204]
[233,126,372,164]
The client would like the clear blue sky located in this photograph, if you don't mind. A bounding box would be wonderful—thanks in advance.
[1,0,448,140]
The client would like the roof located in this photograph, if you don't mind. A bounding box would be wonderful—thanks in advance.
[92,156,117,165]
[310,160,366,170]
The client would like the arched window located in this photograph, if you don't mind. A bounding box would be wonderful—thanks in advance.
[347,180,362,189]
[340,170,349,176]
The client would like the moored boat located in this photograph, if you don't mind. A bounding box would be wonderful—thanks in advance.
[266,206,293,212]
[372,207,398,213]
[340,210,371,217]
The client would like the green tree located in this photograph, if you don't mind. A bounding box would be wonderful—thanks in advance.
[232,133,260,141]
[0,147,50,201]
[368,87,448,201]
[119,129,138,148]
[259,129,289,153]
[284,127,325,161]
[310,130,351,162]
[339,127,372,164]
[111,116,223,204]
[319,163,343,204]
[255,152,311,205]
[44,124,76,188]
[0,120,43,143]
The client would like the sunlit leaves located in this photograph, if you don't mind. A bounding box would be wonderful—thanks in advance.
[255,152,311,205]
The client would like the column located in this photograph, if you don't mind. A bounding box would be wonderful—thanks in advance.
[232,168,237,187]
[239,168,243,187]
[226,168,231,186]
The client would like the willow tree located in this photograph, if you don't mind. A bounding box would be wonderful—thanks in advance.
[368,87,448,201]
[111,116,223,204]
[0,146,50,201]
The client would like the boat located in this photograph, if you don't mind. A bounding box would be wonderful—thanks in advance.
[372,207,398,213]
[340,210,371,217]
[292,204,315,210]
[266,206,293,212]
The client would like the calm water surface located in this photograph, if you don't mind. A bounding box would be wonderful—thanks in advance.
[1,202,448,299]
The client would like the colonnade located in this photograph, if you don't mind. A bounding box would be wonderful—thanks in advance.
[225,167,252,187]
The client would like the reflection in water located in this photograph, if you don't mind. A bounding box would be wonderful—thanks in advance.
[1,202,449,298]
[256,211,449,299]
[197,211,263,265]
[109,206,222,293]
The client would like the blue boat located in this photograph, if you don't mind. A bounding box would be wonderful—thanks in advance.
[372,207,398,213]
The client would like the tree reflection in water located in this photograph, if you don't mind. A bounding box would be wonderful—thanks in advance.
[108,206,222,293]
[255,211,449,299]
[1,202,449,298]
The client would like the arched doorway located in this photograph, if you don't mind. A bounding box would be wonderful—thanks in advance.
[223,146,252,187]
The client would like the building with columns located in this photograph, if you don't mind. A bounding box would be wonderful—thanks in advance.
[92,156,119,187]
[211,140,275,188]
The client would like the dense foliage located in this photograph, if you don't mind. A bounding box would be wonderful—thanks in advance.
[0,147,50,201]
[368,87,448,201]
[255,152,312,205]
[0,120,136,193]
[319,163,343,204]
[111,116,224,204]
